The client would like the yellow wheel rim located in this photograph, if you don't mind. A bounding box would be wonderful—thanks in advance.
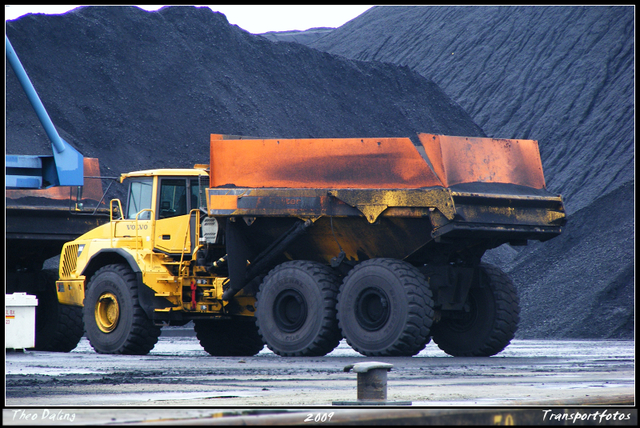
[95,292,120,333]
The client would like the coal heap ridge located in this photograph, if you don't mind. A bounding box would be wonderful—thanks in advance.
[309,5,634,215]
[6,5,482,180]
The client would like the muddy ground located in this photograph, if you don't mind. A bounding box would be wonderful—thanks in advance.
[5,334,635,425]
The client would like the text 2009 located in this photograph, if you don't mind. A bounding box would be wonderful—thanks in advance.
[304,412,334,423]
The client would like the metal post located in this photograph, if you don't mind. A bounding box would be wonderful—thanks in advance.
[356,365,390,401]
[333,362,411,406]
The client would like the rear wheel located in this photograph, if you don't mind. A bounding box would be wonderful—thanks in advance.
[194,317,264,356]
[34,269,84,352]
[255,261,341,356]
[431,263,519,357]
[83,264,160,355]
[337,258,434,356]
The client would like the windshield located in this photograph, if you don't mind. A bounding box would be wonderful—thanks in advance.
[126,178,153,220]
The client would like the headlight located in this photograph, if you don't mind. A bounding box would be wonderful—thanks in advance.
[77,244,85,258]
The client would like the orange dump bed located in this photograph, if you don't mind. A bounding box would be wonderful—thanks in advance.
[209,133,546,190]
[206,133,564,266]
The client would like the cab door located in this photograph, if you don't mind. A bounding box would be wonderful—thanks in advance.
[113,177,154,240]
[154,178,201,255]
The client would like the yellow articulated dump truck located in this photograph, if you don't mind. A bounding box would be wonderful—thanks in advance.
[56,133,566,357]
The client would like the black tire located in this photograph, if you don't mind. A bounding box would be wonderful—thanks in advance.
[34,270,84,352]
[431,263,520,357]
[83,264,160,355]
[194,317,264,356]
[336,258,434,357]
[255,261,341,356]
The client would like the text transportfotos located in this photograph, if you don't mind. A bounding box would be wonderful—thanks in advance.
[542,409,631,423]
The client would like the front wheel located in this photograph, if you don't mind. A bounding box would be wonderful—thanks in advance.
[431,263,520,357]
[83,264,160,355]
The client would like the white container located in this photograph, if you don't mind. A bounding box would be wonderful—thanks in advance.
[5,293,38,349]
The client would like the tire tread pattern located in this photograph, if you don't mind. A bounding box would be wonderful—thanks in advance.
[35,302,84,352]
[477,263,520,357]
[85,264,161,355]
[194,317,265,356]
[256,260,341,357]
[338,258,434,357]
[34,269,85,352]
[433,263,520,357]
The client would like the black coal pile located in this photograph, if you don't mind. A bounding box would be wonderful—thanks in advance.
[505,181,634,339]
[6,5,482,182]
[308,6,634,214]
[6,6,633,340]
[260,27,334,45]
[292,5,634,340]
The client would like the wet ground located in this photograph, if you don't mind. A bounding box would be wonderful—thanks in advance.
[4,336,636,425]
[5,336,634,413]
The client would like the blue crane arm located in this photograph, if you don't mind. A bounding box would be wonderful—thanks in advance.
[6,35,84,189]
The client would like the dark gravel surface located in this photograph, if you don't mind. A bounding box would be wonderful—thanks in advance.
[5,6,634,340]
[5,337,635,408]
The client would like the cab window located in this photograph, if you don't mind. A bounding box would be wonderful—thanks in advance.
[190,179,201,211]
[158,178,187,219]
[126,178,153,220]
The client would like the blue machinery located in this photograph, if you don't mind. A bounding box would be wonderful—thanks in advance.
[5,35,84,189]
